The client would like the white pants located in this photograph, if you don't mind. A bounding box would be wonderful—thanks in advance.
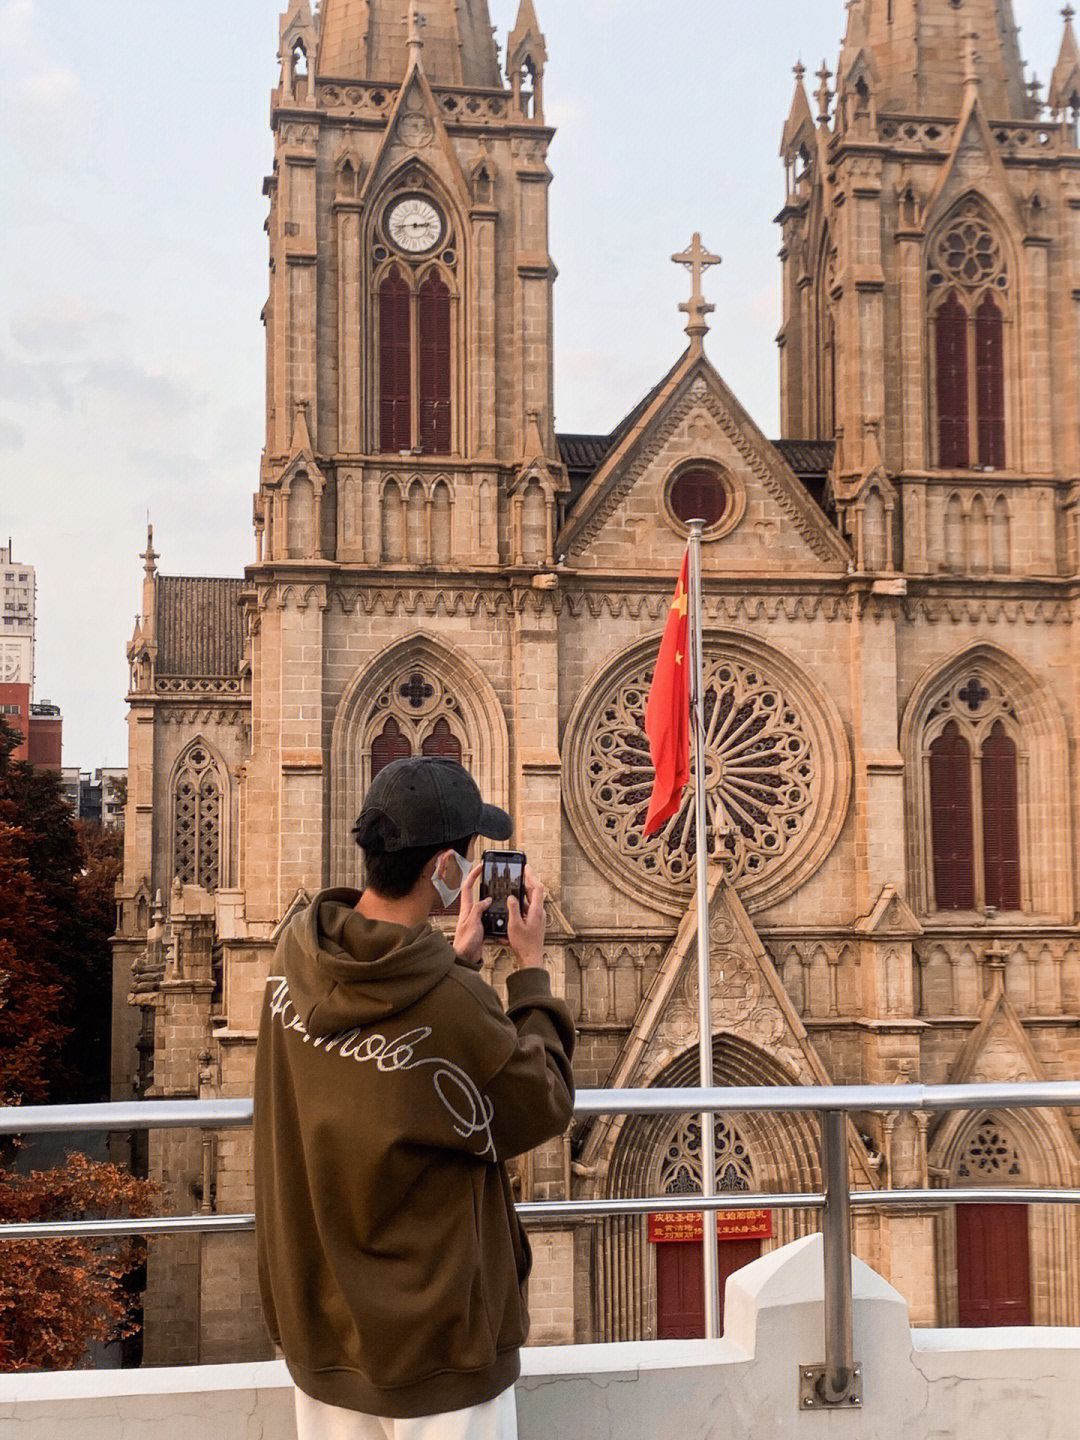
[294,1385,519,1440]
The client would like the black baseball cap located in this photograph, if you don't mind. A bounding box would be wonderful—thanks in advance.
[352,756,513,853]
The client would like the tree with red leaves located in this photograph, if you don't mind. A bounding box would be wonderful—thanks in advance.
[0,1153,158,1371]
[0,718,157,1371]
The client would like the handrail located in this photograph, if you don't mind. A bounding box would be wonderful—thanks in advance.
[3,1081,1080,1410]
[4,1080,1080,1136]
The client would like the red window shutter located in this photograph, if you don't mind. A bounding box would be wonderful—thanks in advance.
[421,717,462,762]
[936,291,969,469]
[975,293,1006,469]
[379,267,412,453]
[929,721,976,910]
[371,716,412,778]
[669,469,728,527]
[981,720,1021,910]
[418,271,451,455]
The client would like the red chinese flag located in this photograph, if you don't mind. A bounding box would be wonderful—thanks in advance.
[643,552,690,837]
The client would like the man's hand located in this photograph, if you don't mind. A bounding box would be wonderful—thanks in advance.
[507,866,546,970]
[453,862,490,969]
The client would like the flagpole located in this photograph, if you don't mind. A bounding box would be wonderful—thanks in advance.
[687,518,719,1339]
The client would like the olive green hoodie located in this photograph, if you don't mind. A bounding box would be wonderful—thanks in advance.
[254,888,575,1419]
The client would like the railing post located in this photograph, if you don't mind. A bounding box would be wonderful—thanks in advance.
[804,1108,860,1409]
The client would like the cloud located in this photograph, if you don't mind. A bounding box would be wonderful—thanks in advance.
[0,420,25,452]
[80,358,199,418]
[0,1,93,167]
[0,350,73,409]
[11,297,124,354]
[127,448,205,488]
[0,349,198,418]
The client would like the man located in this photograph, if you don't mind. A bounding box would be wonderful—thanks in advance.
[254,756,575,1440]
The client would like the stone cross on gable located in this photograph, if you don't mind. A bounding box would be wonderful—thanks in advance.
[672,233,721,345]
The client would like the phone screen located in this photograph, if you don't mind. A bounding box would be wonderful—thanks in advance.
[480,851,526,937]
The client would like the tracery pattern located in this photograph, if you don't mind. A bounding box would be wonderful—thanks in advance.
[659,1115,754,1195]
[928,201,1008,296]
[956,1118,1023,1180]
[173,744,222,890]
[582,653,815,891]
[367,667,466,756]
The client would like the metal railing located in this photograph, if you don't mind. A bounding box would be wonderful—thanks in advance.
[4,1082,1080,1410]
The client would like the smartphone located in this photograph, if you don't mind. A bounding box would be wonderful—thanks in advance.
[480,850,526,939]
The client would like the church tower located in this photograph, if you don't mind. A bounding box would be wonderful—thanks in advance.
[247,0,565,926]
[778,0,1080,575]
[257,0,560,579]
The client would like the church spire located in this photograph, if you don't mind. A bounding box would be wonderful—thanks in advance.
[1048,7,1080,126]
[507,0,547,119]
[839,0,1029,118]
[315,0,500,87]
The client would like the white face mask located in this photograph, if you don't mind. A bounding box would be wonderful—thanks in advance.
[431,849,471,908]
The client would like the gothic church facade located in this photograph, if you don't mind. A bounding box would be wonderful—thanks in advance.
[114,0,1080,1361]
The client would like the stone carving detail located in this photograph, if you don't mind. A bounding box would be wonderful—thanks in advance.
[173,744,223,891]
[928,200,1008,295]
[156,677,245,695]
[659,1113,754,1194]
[926,670,1016,730]
[571,647,821,911]
[956,1118,1022,1180]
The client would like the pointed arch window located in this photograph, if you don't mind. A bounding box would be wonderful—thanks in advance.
[366,673,469,912]
[923,677,1023,912]
[377,263,455,456]
[379,266,412,453]
[172,743,225,891]
[935,292,970,469]
[975,294,1006,469]
[929,722,975,910]
[929,204,1009,470]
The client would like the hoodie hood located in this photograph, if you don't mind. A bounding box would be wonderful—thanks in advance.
[281,887,456,1038]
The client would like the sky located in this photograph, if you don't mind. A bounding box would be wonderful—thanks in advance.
[0,0,1068,766]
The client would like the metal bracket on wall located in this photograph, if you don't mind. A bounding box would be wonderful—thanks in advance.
[798,1362,863,1411]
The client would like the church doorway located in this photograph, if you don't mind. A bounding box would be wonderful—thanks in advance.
[655,1234,763,1338]
[955,1203,1031,1326]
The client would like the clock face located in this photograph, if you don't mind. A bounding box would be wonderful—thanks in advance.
[386,196,444,254]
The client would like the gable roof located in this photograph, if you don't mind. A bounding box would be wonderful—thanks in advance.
[156,577,246,677]
[557,426,836,516]
[555,349,849,566]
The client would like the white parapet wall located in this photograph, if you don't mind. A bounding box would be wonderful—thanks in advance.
[3,1236,1079,1439]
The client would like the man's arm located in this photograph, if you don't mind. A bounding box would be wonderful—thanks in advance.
[485,867,576,1160]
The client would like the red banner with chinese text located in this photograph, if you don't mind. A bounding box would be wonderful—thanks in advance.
[648,1209,774,1244]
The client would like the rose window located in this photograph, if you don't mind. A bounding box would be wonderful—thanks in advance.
[956,1119,1022,1181]
[564,636,850,915]
[929,204,1007,294]
[586,656,812,884]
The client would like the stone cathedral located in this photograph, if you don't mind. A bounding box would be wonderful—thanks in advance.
[113,0,1080,1361]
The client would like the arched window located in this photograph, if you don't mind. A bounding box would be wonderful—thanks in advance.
[371,716,411,777]
[418,272,451,455]
[928,202,1009,471]
[923,676,1023,913]
[929,721,975,910]
[422,716,462,761]
[365,673,469,912]
[981,721,1021,910]
[379,266,411,453]
[975,294,1005,469]
[172,742,225,891]
[376,261,455,456]
[935,291,969,468]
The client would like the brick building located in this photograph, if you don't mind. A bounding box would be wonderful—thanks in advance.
[114,0,1080,1362]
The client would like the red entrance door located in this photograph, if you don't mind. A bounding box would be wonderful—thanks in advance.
[655,1239,762,1338]
[956,1203,1031,1326]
